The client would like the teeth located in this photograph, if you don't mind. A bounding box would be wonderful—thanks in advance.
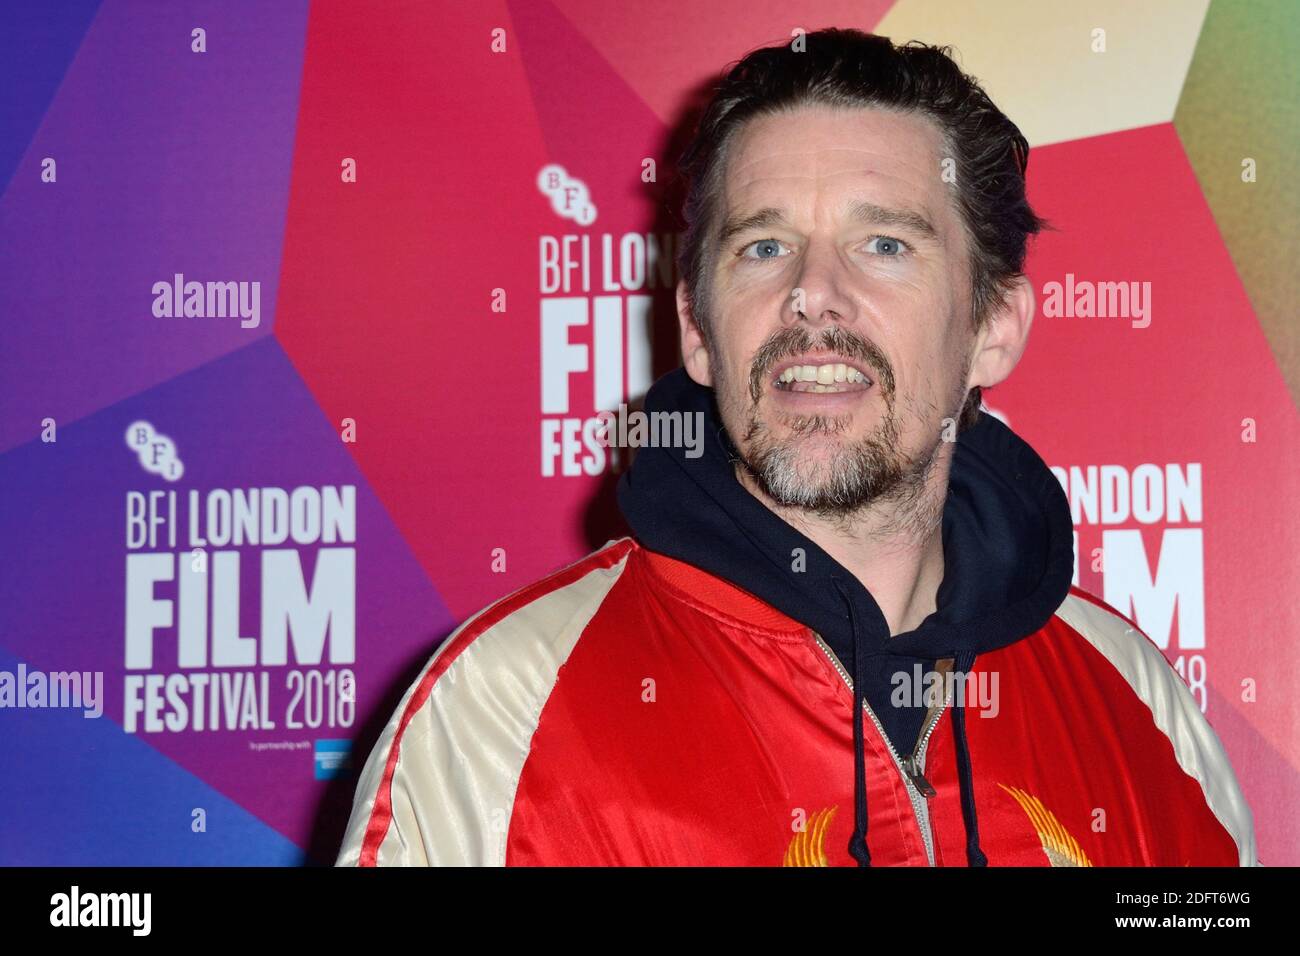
[776,363,871,388]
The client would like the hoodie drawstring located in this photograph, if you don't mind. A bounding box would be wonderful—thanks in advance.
[834,577,872,867]
[952,649,988,866]
[835,579,988,868]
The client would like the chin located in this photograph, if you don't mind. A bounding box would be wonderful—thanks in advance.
[765,416,863,448]
[746,442,851,500]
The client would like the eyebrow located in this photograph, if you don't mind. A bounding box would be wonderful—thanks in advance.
[717,199,938,247]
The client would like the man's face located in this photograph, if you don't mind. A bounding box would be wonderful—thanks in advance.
[685,104,979,517]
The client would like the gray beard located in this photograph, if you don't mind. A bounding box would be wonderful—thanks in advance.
[709,323,966,533]
[737,400,937,525]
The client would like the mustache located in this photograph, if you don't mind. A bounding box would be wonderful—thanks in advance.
[747,325,894,403]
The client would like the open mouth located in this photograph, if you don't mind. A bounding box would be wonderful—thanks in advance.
[771,359,874,394]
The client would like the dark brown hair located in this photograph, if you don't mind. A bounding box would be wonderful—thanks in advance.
[676,28,1045,431]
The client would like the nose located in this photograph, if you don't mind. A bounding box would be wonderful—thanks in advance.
[786,236,855,331]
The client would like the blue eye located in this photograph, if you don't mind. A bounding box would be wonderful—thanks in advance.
[741,239,788,260]
[866,236,908,256]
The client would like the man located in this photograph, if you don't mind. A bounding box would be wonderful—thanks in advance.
[337,29,1256,866]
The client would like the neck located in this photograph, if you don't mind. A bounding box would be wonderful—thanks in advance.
[738,444,953,636]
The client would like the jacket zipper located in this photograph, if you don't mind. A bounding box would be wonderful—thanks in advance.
[811,631,950,867]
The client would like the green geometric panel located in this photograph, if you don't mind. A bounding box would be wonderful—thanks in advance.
[1174,0,1300,407]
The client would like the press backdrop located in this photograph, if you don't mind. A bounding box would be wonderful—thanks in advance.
[1,0,1295,865]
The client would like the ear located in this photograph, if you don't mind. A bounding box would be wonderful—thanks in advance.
[967,274,1035,392]
[677,278,713,387]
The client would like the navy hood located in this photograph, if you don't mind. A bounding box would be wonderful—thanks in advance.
[617,367,1075,866]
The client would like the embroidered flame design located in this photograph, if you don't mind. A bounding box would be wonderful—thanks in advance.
[782,790,1093,867]
[998,783,1093,867]
[782,806,838,867]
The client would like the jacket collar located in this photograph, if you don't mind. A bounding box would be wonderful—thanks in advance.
[638,547,809,634]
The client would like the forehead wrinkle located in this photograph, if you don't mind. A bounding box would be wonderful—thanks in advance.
[720,120,957,250]
[728,153,921,197]
[726,166,946,231]
[729,112,946,177]
[718,194,944,249]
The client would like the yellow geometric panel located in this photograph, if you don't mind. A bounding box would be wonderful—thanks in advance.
[875,0,1210,146]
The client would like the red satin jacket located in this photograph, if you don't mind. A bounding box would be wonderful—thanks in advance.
[336,537,1256,867]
